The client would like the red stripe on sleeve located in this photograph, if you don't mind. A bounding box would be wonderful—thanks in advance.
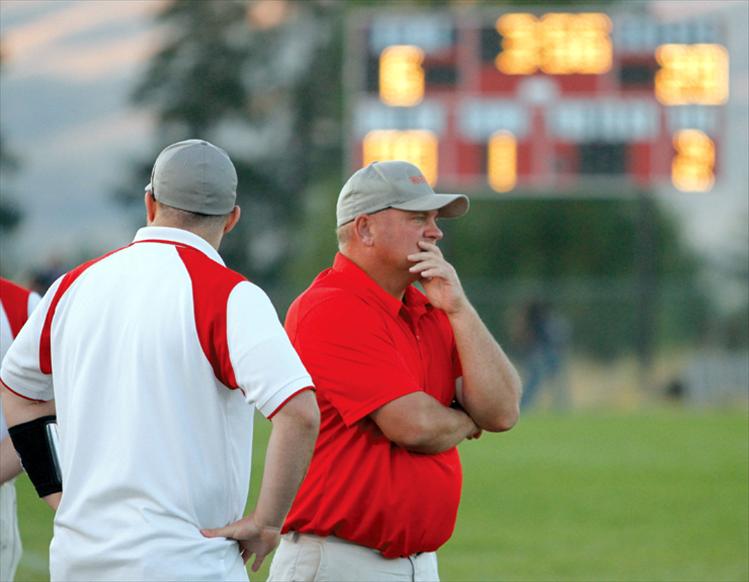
[0,378,46,403]
[39,247,128,374]
[176,246,246,390]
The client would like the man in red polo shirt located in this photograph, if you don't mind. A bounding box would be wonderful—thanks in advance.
[268,161,522,581]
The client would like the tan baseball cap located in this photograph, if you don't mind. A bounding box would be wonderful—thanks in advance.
[145,139,237,215]
[336,161,469,227]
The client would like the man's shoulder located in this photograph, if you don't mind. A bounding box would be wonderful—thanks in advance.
[286,276,379,335]
[174,245,247,287]
[292,278,368,315]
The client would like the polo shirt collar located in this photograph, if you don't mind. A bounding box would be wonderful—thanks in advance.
[132,226,226,266]
[403,285,430,318]
[332,253,431,318]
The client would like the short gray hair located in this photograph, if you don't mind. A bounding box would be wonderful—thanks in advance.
[336,223,354,250]
[155,198,230,230]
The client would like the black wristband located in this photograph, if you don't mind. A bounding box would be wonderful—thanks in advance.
[8,415,62,497]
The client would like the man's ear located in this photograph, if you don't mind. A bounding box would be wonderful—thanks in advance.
[144,192,157,224]
[353,215,374,246]
[223,206,241,235]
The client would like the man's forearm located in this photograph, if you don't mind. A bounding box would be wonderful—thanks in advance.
[408,241,520,431]
[371,391,478,455]
[403,404,478,454]
[252,392,319,528]
[449,303,522,432]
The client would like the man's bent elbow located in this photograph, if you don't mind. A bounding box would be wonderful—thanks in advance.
[384,422,428,450]
[391,431,431,451]
[482,382,522,432]
[482,405,520,432]
[382,413,434,451]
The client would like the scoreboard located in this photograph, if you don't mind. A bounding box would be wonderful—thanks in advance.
[345,8,729,196]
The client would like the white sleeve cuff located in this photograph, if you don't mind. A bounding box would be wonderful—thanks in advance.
[256,377,314,418]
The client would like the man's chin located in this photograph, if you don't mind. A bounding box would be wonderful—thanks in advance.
[405,271,421,285]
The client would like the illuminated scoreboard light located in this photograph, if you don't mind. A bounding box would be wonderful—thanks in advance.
[671,129,716,192]
[347,9,729,195]
[362,130,438,185]
[488,131,517,192]
[496,12,613,75]
[379,45,425,106]
[655,44,729,105]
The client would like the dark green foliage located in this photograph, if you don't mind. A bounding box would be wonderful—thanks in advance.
[445,197,697,280]
[0,56,23,240]
[123,0,344,284]
[133,2,248,134]
[443,196,707,358]
[0,198,21,235]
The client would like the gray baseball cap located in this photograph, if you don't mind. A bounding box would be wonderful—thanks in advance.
[145,139,237,215]
[336,161,469,227]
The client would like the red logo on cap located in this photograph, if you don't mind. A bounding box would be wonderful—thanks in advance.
[409,175,427,184]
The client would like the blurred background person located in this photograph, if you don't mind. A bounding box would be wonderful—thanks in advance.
[0,277,40,582]
[27,257,65,297]
[512,299,571,409]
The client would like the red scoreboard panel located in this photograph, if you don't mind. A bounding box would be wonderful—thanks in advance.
[345,8,729,196]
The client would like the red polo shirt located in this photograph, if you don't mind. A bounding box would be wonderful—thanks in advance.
[282,253,463,558]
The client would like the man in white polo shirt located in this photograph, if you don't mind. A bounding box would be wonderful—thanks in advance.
[0,139,319,581]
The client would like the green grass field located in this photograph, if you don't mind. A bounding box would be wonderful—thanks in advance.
[13,409,749,582]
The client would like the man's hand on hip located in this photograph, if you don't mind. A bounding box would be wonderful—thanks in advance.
[201,513,281,572]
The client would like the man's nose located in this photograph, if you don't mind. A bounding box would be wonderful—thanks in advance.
[426,219,443,241]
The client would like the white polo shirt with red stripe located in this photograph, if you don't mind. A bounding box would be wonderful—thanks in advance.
[0,226,313,582]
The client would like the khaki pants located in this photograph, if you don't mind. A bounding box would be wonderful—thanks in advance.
[0,481,22,582]
[268,533,439,582]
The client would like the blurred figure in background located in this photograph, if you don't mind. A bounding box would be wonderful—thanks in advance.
[512,299,570,409]
[27,257,65,296]
[269,161,522,582]
[0,277,40,582]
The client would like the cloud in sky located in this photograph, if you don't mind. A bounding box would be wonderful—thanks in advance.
[10,29,161,82]
[36,108,155,162]
[2,0,164,81]
[3,0,161,57]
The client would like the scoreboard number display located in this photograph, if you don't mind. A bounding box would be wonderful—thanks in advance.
[346,8,729,195]
[495,12,613,76]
